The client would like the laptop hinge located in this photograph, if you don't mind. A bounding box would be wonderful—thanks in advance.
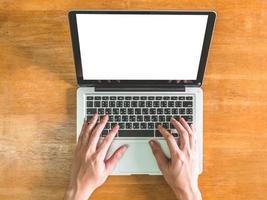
[95,86,186,92]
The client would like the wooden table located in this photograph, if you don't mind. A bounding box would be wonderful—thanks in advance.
[0,1,267,199]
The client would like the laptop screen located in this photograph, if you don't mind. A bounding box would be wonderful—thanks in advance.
[70,11,215,85]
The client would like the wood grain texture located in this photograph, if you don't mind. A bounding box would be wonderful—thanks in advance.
[0,0,267,199]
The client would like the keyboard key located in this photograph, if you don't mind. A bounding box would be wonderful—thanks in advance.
[118,96,124,100]
[127,108,134,114]
[135,108,141,115]
[98,108,105,114]
[109,101,116,107]
[182,115,193,122]
[163,96,170,100]
[157,108,163,114]
[137,116,143,122]
[140,123,147,129]
[129,116,136,122]
[95,96,101,100]
[141,96,147,100]
[126,123,132,129]
[116,101,123,107]
[115,115,121,122]
[122,115,128,122]
[183,101,193,107]
[168,101,174,107]
[156,96,162,100]
[161,101,167,107]
[125,96,131,100]
[110,96,116,100]
[172,108,178,114]
[109,115,114,122]
[142,108,149,114]
[102,96,109,100]
[159,115,165,122]
[131,101,138,107]
[153,101,160,107]
[186,108,193,114]
[148,96,155,100]
[113,108,119,114]
[179,108,185,114]
[149,108,156,114]
[87,96,93,100]
[105,123,111,129]
[144,115,151,122]
[166,115,172,121]
[186,96,193,100]
[146,101,153,107]
[102,101,108,107]
[164,108,171,114]
[148,123,154,129]
[133,96,139,100]
[119,130,154,137]
[118,123,125,129]
[94,101,101,107]
[105,108,112,114]
[87,101,93,107]
[179,96,185,100]
[151,115,158,122]
[175,101,182,107]
[139,101,145,107]
[120,108,127,114]
[162,122,170,129]
[124,101,130,107]
[171,96,177,100]
[101,130,109,137]
[87,108,97,114]
[133,123,140,129]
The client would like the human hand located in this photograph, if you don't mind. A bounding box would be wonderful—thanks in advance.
[64,114,128,200]
[149,117,201,200]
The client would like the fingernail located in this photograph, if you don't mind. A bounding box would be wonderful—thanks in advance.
[149,140,154,146]
[170,117,175,121]
[124,144,129,149]
[157,124,162,128]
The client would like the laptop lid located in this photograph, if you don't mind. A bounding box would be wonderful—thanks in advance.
[69,11,216,88]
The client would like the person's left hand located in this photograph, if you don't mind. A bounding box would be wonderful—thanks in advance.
[64,113,128,200]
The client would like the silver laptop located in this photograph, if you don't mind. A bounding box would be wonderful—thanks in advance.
[69,10,216,175]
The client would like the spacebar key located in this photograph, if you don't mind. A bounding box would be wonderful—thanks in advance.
[119,130,154,137]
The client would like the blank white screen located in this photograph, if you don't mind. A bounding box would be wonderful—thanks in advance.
[76,14,208,80]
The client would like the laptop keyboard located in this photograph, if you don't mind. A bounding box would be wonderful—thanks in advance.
[86,95,194,138]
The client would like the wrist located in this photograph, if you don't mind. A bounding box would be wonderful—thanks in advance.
[64,184,93,200]
[173,185,201,200]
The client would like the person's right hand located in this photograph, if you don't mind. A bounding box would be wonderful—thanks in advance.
[149,117,202,200]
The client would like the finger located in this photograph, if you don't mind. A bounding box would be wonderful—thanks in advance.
[158,124,182,159]
[149,140,168,172]
[179,117,194,150]
[83,113,98,143]
[77,118,87,147]
[171,117,189,150]
[88,114,109,150]
[105,145,128,173]
[97,124,119,157]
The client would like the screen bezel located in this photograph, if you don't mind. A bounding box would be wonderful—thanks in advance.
[69,10,216,87]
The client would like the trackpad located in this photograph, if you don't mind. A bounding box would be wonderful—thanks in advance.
[106,139,170,175]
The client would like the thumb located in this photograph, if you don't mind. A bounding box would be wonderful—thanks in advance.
[149,140,168,171]
[105,145,128,173]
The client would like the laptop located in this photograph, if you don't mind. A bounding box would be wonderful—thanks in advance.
[68,10,216,175]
